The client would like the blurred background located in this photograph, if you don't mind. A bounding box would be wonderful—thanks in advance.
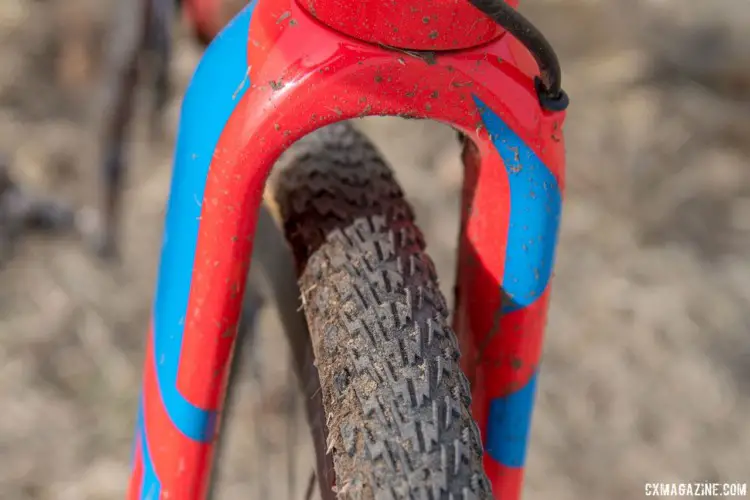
[0,0,748,498]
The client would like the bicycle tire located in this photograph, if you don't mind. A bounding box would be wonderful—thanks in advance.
[274,122,492,499]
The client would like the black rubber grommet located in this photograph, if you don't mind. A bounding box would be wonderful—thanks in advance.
[535,77,570,112]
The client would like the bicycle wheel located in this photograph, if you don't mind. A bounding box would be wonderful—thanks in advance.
[274,122,491,499]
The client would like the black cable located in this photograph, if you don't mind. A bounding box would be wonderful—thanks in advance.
[467,0,568,110]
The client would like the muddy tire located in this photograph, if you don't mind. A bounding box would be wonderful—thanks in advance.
[276,123,491,499]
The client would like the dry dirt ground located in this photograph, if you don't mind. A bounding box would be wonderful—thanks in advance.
[0,0,749,499]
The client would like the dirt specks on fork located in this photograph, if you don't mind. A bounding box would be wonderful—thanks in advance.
[233,66,251,100]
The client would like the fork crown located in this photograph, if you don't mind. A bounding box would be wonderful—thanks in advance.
[298,0,516,51]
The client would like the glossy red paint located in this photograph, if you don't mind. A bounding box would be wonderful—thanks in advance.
[298,0,517,50]
[484,459,525,499]
[175,206,253,410]
[131,0,567,497]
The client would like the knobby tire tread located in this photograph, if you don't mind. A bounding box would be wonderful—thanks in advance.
[275,123,491,500]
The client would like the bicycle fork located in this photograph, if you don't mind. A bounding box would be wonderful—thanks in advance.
[128,1,567,498]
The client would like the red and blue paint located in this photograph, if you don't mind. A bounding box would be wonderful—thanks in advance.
[128,0,566,498]
[130,4,258,499]
[468,98,562,498]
